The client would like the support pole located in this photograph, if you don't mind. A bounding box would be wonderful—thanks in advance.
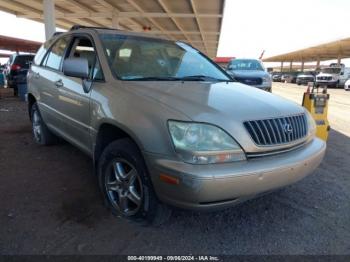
[301,61,304,72]
[280,61,284,72]
[316,58,320,70]
[289,61,293,72]
[337,56,341,65]
[112,11,120,29]
[43,0,56,40]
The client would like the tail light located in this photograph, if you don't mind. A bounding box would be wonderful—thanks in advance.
[11,64,21,71]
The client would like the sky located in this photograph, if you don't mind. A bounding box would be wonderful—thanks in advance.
[217,0,350,66]
[0,0,350,66]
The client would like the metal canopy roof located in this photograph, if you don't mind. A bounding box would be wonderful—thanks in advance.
[0,35,41,53]
[263,37,350,63]
[0,0,226,58]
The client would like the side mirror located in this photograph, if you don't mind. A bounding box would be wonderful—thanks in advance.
[63,58,89,79]
[63,58,92,93]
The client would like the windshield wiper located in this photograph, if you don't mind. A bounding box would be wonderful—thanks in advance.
[122,76,181,81]
[122,75,234,82]
[178,75,234,82]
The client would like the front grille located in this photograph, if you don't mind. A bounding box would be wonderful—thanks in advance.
[299,77,314,81]
[244,114,308,146]
[317,76,332,81]
[235,77,262,86]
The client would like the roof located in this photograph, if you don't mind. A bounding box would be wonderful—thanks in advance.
[263,37,350,62]
[0,35,41,53]
[0,52,11,58]
[0,0,226,58]
[214,56,234,63]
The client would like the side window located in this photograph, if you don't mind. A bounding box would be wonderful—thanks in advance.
[67,37,104,81]
[33,38,55,65]
[44,37,70,71]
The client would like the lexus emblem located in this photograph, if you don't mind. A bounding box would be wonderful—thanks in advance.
[283,123,293,134]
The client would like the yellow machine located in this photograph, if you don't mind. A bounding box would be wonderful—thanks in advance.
[302,83,330,141]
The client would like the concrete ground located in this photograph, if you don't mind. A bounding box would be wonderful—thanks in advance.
[0,83,349,255]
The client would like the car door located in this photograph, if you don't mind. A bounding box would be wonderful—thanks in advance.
[56,35,104,154]
[33,36,71,132]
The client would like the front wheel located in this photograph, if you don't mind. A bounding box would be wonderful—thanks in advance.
[98,138,171,225]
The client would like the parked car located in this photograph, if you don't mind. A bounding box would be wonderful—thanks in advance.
[316,63,350,88]
[27,26,326,224]
[4,53,34,95]
[272,73,282,82]
[296,72,315,85]
[281,73,298,83]
[0,65,5,87]
[226,59,272,92]
[344,79,350,91]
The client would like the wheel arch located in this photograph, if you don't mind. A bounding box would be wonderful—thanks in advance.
[93,122,144,171]
[27,93,36,121]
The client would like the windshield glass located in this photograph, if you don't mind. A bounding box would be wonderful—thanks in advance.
[321,67,341,74]
[100,34,230,81]
[228,59,264,71]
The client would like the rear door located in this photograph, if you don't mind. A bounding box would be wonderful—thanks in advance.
[56,34,104,154]
[33,36,71,132]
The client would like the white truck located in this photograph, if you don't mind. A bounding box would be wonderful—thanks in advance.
[316,63,350,88]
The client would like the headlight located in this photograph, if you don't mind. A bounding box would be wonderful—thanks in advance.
[168,121,246,164]
[305,110,316,138]
[262,76,271,83]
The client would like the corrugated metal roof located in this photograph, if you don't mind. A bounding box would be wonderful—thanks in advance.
[0,35,41,53]
[263,37,350,63]
[0,0,226,58]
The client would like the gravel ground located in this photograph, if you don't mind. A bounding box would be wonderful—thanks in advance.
[0,84,349,255]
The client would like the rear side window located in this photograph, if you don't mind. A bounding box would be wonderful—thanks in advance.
[14,55,34,69]
[43,37,70,71]
[33,38,55,65]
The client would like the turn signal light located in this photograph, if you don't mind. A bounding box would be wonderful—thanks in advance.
[160,174,179,185]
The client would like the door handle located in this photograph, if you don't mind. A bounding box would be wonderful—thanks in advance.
[55,79,64,88]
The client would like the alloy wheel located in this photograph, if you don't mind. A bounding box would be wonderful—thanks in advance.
[105,159,143,216]
[32,110,42,142]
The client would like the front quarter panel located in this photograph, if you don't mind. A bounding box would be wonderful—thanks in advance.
[90,82,191,157]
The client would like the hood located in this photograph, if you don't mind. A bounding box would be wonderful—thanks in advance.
[317,72,335,77]
[297,74,314,78]
[124,81,305,153]
[228,70,269,78]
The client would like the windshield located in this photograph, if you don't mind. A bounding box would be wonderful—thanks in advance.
[228,59,264,71]
[100,34,230,81]
[321,67,341,74]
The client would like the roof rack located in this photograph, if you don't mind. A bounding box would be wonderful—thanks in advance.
[53,31,63,36]
[69,25,121,31]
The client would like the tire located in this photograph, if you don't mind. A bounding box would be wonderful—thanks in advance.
[98,138,171,225]
[335,81,340,88]
[30,102,58,145]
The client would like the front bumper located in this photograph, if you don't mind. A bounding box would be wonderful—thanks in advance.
[145,138,326,211]
[253,83,272,92]
[316,80,337,87]
[297,79,314,85]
